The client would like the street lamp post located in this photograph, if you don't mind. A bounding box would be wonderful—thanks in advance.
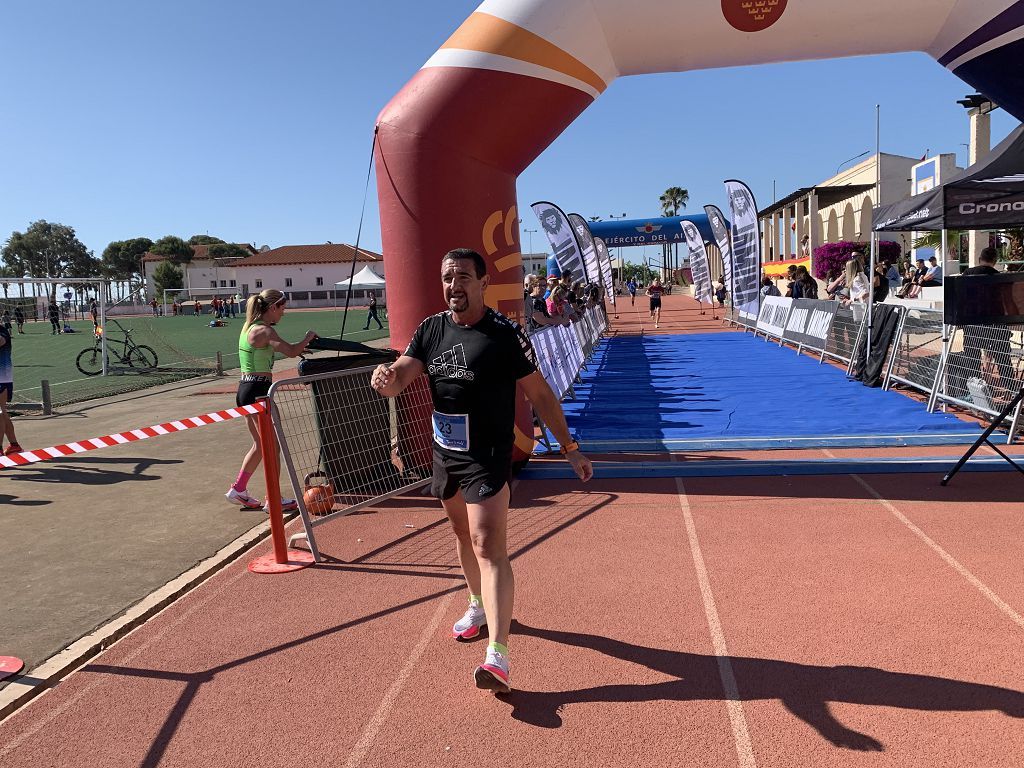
[608,214,627,279]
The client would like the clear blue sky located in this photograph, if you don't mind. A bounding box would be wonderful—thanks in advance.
[2,0,1019,264]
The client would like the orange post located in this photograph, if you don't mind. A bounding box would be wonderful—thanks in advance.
[256,397,289,563]
[247,398,314,574]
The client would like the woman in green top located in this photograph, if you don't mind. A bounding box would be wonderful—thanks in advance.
[226,289,317,510]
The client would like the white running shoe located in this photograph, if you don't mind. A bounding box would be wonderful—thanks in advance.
[225,487,263,510]
[452,600,487,640]
[262,496,298,512]
[474,647,511,694]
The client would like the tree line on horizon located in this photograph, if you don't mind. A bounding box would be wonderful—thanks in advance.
[0,221,249,300]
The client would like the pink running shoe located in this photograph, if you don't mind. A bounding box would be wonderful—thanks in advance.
[452,600,486,640]
[225,487,262,510]
[262,496,298,512]
[474,646,510,694]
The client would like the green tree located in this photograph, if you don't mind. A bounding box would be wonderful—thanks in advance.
[207,242,251,261]
[188,234,226,246]
[152,261,184,297]
[150,235,194,264]
[659,186,689,217]
[0,264,19,299]
[659,187,689,281]
[620,263,657,285]
[1,220,93,299]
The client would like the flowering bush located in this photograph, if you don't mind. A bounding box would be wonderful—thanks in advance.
[812,240,900,279]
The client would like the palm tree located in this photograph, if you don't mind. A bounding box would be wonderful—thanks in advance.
[659,187,689,279]
[659,187,689,217]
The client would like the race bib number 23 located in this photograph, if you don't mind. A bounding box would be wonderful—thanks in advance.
[432,412,469,452]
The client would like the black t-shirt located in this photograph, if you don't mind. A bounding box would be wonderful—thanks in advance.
[527,294,549,331]
[405,308,537,458]
[962,265,999,275]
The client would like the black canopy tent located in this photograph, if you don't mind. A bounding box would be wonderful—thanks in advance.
[873,123,1024,232]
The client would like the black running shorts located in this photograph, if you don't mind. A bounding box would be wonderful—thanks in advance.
[236,375,271,407]
[431,449,511,504]
[649,297,662,311]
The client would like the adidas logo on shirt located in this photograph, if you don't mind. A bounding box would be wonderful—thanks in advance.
[428,343,475,380]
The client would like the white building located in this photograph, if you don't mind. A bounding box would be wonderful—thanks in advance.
[143,243,385,305]
[758,152,955,272]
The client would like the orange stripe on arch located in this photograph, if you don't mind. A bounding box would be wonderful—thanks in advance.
[441,12,607,95]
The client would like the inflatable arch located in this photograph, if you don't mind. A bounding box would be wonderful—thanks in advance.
[375,0,1024,455]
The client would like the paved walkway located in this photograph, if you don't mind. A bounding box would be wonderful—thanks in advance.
[0,340,393,677]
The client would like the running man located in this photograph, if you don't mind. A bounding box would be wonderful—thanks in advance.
[646,276,664,328]
[627,278,637,306]
[370,248,592,694]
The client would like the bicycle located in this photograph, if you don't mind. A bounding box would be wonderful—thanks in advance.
[76,319,159,376]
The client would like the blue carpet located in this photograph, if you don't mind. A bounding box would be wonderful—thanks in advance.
[554,333,982,451]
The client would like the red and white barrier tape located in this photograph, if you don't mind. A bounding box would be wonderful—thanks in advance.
[0,402,265,469]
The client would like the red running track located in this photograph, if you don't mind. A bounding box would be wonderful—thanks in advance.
[2,470,1023,767]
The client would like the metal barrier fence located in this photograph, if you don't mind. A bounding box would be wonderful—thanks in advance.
[929,322,1024,440]
[268,366,435,561]
[823,304,865,369]
[883,308,944,396]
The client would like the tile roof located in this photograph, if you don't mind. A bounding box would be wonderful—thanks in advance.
[143,243,383,266]
[235,244,382,267]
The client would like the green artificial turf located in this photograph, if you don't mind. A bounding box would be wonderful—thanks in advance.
[8,308,389,408]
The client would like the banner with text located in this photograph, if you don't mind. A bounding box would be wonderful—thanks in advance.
[567,213,602,286]
[681,220,714,304]
[724,180,762,320]
[782,299,839,349]
[532,201,587,285]
[704,204,733,300]
[593,236,616,306]
[755,296,792,338]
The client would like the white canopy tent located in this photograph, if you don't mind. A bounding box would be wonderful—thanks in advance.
[336,265,385,291]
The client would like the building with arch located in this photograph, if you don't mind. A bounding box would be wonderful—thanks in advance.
[757,152,962,275]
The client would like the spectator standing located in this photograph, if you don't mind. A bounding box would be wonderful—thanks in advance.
[13,306,25,334]
[363,292,384,330]
[783,264,798,297]
[527,281,558,330]
[796,265,818,299]
[194,299,202,317]
[962,246,1000,276]
[47,300,61,334]
[0,319,21,456]
[714,279,727,307]
[844,258,870,305]
[150,297,159,316]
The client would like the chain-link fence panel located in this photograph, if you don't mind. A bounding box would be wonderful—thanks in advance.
[824,303,865,367]
[269,366,435,560]
[933,323,1024,438]
[883,308,944,396]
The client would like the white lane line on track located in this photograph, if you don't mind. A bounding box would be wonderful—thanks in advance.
[820,449,1024,631]
[674,475,757,768]
[343,593,453,768]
